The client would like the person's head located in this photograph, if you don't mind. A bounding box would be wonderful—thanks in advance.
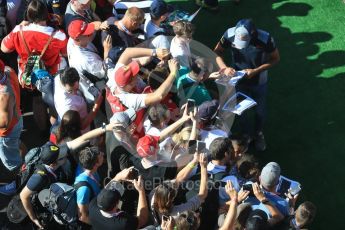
[190,57,213,82]
[137,135,160,168]
[172,126,195,150]
[245,209,268,230]
[230,134,248,158]
[114,61,140,92]
[295,201,316,228]
[259,162,281,191]
[175,211,200,230]
[209,137,234,164]
[153,182,177,215]
[26,0,49,23]
[60,67,80,94]
[78,146,104,170]
[71,0,92,13]
[233,19,257,49]
[96,183,125,213]
[40,143,67,168]
[197,99,219,127]
[110,108,137,141]
[148,104,170,129]
[122,7,145,31]
[56,110,81,144]
[150,0,173,22]
[173,20,194,41]
[236,154,260,180]
[68,19,95,47]
[148,66,170,90]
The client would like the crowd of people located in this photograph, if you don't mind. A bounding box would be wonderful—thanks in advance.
[0,0,317,229]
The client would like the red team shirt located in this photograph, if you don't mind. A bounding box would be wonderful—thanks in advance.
[2,23,68,76]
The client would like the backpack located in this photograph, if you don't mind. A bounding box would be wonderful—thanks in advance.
[38,181,94,226]
[19,25,55,90]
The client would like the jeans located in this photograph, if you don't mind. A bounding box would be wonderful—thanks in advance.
[0,116,23,171]
[235,83,267,135]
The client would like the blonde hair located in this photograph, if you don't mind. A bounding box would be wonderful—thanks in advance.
[172,126,197,147]
[125,7,145,23]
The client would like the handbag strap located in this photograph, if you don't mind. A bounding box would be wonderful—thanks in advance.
[19,25,56,58]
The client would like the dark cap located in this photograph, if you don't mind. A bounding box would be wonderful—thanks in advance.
[150,0,174,18]
[245,209,268,230]
[198,100,220,121]
[97,188,122,212]
[40,144,66,165]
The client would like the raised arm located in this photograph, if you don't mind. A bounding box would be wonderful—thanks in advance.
[133,176,149,228]
[198,153,208,201]
[118,47,170,66]
[219,181,238,230]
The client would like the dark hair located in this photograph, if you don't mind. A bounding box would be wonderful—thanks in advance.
[79,147,100,170]
[209,137,233,161]
[173,20,194,39]
[26,0,49,23]
[148,67,169,90]
[56,110,81,144]
[190,57,211,75]
[148,104,169,127]
[237,154,259,180]
[175,211,200,230]
[153,182,177,215]
[60,67,80,86]
[295,201,317,227]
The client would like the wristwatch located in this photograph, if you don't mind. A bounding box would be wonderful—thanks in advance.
[151,49,157,57]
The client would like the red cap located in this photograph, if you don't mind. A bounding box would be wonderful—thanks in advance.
[115,61,140,88]
[68,20,95,39]
[136,135,160,158]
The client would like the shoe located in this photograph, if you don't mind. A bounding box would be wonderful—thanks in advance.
[255,132,266,151]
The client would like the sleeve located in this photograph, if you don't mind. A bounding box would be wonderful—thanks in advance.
[76,186,91,205]
[125,215,139,229]
[26,174,48,192]
[172,195,202,214]
[85,55,106,79]
[1,29,16,51]
[151,35,170,49]
[117,93,147,110]
[264,35,277,53]
[218,30,232,49]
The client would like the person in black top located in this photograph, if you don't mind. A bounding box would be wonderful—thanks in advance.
[214,19,280,151]
[89,172,148,230]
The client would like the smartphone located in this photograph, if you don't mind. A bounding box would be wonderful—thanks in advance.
[187,99,196,114]
[128,168,139,180]
[197,141,206,152]
[188,140,197,154]
[162,215,169,222]
[242,184,255,196]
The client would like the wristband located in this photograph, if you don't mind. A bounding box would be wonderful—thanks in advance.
[151,49,157,57]
[187,162,196,169]
[102,122,106,132]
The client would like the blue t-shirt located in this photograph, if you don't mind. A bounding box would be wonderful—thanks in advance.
[74,164,101,205]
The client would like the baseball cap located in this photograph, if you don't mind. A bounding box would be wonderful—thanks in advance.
[40,144,66,165]
[97,187,123,212]
[110,108,137,129]
[260,162,281,188]
[68,19,95,39]
[114,61,140,88]
[245,209,268,230]
[136,135,160,158]
[150,0,174,18]
[233,19,255,49]
[198,100,220,121]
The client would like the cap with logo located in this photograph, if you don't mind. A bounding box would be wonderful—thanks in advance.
[68,19,95,39]
[114,61,140,88]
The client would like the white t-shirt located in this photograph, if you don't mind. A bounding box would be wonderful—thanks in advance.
[144,20,170,49]
[67,38,106,79]
[53,75,89,132]
[200,128,228,149]
[170,37,191,68]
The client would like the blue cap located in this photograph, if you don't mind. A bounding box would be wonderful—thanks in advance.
[150,0,174,18]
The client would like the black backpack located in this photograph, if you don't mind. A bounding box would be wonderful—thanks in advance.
[38,181,94,227]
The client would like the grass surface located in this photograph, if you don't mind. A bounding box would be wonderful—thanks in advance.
[167,0,345,228]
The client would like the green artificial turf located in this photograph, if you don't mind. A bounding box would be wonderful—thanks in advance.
[167,0,345,228]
